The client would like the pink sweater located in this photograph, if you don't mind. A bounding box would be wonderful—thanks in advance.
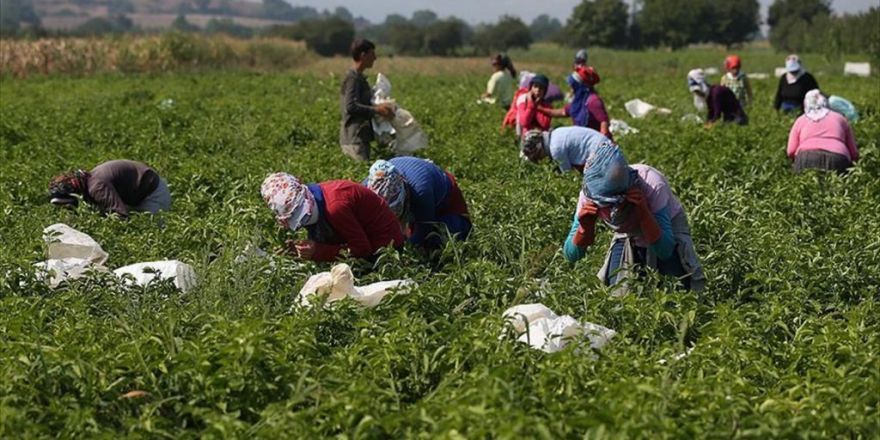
[787,112,858,162]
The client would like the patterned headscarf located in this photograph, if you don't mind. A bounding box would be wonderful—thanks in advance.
[581,144,632,207]
[803,89,830,122]
[367,160,408,219]
[260,172,315,230]
[687,69,710,96]
[48,170,87,206]
[520,129,549,161]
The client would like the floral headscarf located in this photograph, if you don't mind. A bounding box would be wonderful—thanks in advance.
[48,170,87,206]
[581,144,632,207]
[803,89,830,122]
[260,172,314,230]
[520,129,549,160]
[367,160,408,219]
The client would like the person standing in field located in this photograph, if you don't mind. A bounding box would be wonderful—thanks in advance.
[720,55,752,108]
[687,69,748,126]
[513,74,553,136]
[562,145,704,294]
[774,54,819,114]
[261,172,403,262]
[48,159,171,218]
[339,38,394,162]
[481,53,516,108]
[520,126,616,175]
[787,90,859,174]
[538,66,613,140]
[364,157,471,249]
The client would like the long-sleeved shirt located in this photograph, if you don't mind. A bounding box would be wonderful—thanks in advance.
[304,180,404,262]
[564,93,610,134]
[707,85,746,123]
[84,160,160,217]
[547,126,614,174]
[339,69,375,146]
[720,71,751,107]
[563,165,681,263]
[515,92,552,134]
[486,71,515,108]
[774,72,819,112]
[787,112,859,162]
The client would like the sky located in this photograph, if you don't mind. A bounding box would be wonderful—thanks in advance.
[288,0,877,25]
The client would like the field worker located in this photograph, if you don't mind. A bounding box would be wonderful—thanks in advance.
[339,38,394,162]
[538,66,613,140]
[481,53,516,108]
[261,173,403,262]
[687,69,748,126]
[48,159,171,218]
[562,145,704,293]
[520,126,616,174]
[774,54,819,114]
[514,74,554,136]
[365,158,471,249]
[573,48,588,68]
[720,55,753,108]
[786,90,858,174]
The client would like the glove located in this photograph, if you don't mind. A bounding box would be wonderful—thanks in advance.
[577,201,599,228]
[625,187,661,244]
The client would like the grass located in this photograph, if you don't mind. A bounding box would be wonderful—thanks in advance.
[0,46,879,437]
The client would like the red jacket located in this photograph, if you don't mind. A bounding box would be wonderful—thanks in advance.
[306,180,404,262]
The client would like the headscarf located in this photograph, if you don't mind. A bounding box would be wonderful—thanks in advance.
[48,170,87,206]
[581,144,632,207]
[725,55,741,71]
[687,69,710,95]
[367,160,408,219]
[785,54,804,84]
[803,89,830,122]
[567,66,599,127]
[574,49,588,66]
[260,172,315,230]
[520,129,549,160]
[529,74,549,90]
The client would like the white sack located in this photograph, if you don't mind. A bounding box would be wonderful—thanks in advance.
[35,257,107,288]
[747,73,769,80]
[114,260,197,293]
[502,303,616,353]
[681,113,703,124]
[844,62,871,77]
[44,223,108,265]
[774,67,787,77]
[371,73,429,153]
[703,67,719,75]
[299,263,413,308]
[609,119,639,136]
[624,99,671,118]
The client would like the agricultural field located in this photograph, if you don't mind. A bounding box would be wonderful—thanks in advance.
[1,46,879,437]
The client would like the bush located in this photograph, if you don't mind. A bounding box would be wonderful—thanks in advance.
[473,15,532,54]
[289,17,354,57]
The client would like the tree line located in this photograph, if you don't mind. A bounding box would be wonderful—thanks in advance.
[2,0,878,61]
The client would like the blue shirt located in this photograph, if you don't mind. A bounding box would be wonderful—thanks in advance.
[548,126,614,173]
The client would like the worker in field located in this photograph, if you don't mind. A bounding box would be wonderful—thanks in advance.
[720,55,753,108]
[774,54,819,114]
[48,159,171,218]
[520,126,616,174]
[687,68,748,126]
[365,157,471,249]
[562,145,704,294]
[339,38,394,162]
[481,53,517,108]
[536,66,613,140]
[261,172,403,261]
[512,74,553,136]
[573,48,588,69]
[786,90,859,174]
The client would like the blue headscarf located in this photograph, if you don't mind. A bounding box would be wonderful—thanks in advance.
[581,144,632,207]
[367,160,409,219]
[567,72,591,127]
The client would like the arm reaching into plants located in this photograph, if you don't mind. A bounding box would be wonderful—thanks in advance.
[563,201,598,263]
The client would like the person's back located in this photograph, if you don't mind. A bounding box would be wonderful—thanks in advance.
[87,160,159,209]
[487,71,515,108]
[708,85,746,124]
[387,157,450,219]
[788,111,857,162]
[548,126,613,173]
[319,180,404,255]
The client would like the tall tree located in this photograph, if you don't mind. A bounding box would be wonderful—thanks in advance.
[767,0,831,52]
[411,10,438,27]
[529,14,562,42]
[707,0,760,47]
[636,0,712,49]
[564,0,629,48]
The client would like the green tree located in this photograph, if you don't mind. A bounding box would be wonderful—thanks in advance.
[767,0,831,51]
[411,10,438,27]
[636,0,712,49]
[563,0,628,48]
[473,15,532,53]
[423,19,465,55]
[290,17,354,56]
[706,0,760,47]
[171,14,200,32]
[529,14,562,42]
[0,0,40,35]
[387,22,423,55]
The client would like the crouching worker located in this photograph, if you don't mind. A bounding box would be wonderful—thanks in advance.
[49,159,171,218]
[787,90,858,174]
[687,69,747,126]
[521,126,616,174]
[261,173,403,262]
[562,146,705,293]
[365,158,471,250]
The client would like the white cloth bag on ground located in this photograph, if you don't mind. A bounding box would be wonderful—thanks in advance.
[609,119,639,136]
[747,73,769,80]
[624,99,671,118]
[36,224,109,287]
[844,62,870,77]
[298,263,414,308]
[501,303,616,353]
[371,73,429,153]
[114,260,197,292]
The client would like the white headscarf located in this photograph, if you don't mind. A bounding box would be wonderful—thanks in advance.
[803,89,830,122]
[785,54,805,84]
[687,69,710,112]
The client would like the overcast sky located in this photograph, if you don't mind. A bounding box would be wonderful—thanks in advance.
[289,0,877,25]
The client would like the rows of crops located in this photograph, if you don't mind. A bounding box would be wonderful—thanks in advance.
[1,48,879,437]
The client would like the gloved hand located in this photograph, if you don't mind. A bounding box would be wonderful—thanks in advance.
[625,187,661,243]
[573,201,599,247]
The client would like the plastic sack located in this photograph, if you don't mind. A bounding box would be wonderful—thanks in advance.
[844,62,871,77]
[828,95,859,122]
[298,263,414,308]
[703,67,719,75]
[680,113,703,124]
[609,119,639,136]
[371,73,429,153]
[36,224,109,287]
[747,73,769,80]
[624,99,671,118]
[774,67,787,77]
[501,303,616,353]
[114,260,198,293]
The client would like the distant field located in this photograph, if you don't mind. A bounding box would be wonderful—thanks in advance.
[1,46,878,437]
